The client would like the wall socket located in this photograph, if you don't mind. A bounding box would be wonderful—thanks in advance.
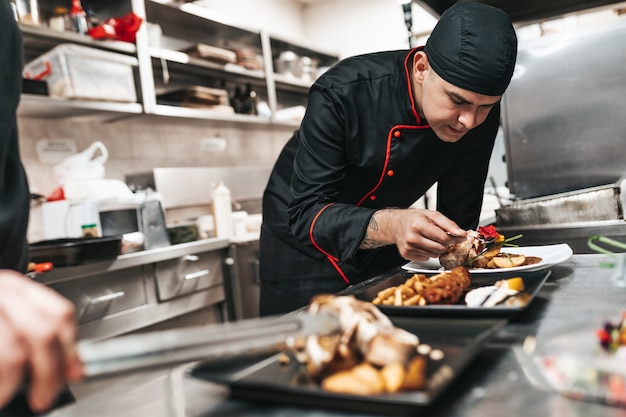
[199,136,227,152]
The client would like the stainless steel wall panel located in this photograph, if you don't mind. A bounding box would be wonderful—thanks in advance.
[502,20,626,199]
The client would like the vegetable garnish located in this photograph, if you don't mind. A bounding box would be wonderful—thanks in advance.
[477,225,522,247]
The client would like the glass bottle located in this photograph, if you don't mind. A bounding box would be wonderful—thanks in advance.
[231,86,244,114]
[244,83,258,115]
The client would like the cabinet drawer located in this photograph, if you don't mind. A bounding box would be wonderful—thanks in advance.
[50,267,147,324]
[155,251,223,301]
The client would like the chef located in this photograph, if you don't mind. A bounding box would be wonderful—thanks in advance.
[0,2,83,413]
[260,1,518,316]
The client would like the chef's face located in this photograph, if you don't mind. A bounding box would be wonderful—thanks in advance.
[412,52,501,143]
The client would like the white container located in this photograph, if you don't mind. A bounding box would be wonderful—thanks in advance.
[41,199,101,239]
[231,211,248,237]
[23,43,138,102]
[212,181,233,239]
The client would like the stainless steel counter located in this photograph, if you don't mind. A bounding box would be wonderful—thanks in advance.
[43,254,626,417]
[35,238,230,285]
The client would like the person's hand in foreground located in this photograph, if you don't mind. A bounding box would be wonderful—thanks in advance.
[0,270,83,412]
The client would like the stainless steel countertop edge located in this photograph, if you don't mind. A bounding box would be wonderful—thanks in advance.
[34,238,231,284]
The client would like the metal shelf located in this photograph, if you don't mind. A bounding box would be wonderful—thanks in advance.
[20,23,137,56]
[146,104,302,128]
[17,0,338,125]
[18,94,143,120]
[149,47,266,81]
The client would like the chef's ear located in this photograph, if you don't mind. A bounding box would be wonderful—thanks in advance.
[413,51,429,84]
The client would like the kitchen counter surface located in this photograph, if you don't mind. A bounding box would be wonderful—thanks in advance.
[34,237,231,285]
[43,254,626,417]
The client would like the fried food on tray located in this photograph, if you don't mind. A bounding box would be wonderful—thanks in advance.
[322,363,386,395]
[296,294,419,378]
[401,355,428,391]
[372,267,471,307]
[422,267,471,305]
[290,294,439,395]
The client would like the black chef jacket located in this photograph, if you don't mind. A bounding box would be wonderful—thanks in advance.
[0,2,30,274]
[260,48,499,315]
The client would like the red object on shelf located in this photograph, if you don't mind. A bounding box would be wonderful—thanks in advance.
[88,12,143,44]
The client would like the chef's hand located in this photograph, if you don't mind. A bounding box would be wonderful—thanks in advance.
[361,208,467,261]
[0,270,83,413]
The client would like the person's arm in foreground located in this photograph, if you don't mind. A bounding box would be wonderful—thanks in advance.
[0,271,83,412]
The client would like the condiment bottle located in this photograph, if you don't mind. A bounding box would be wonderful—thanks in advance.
[49,6,71,32]
[244,83,258,115]
[70,0,88,35]
[212,181,233,238]
[231,86,244,114]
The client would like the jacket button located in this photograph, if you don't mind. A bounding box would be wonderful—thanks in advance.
[393,130,401,138]
[387,170,395,177]
[370,195,377,201]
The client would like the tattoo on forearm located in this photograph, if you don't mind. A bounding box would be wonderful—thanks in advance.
[360,215,388,249]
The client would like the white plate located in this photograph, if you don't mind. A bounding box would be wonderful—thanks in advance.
[402,243,573,274]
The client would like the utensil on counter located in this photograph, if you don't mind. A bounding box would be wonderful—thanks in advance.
[79,311,340,378]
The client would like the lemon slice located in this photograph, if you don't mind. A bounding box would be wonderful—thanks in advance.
[503,277,525,292]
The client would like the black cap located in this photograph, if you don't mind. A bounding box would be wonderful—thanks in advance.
[424,1,518,96]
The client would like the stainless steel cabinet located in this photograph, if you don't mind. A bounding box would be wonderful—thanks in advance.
[39,239,231,340]
[48,266,148,324]
[154,251,223,301]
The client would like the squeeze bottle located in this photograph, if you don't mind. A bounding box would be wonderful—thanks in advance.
[212,181,233,238]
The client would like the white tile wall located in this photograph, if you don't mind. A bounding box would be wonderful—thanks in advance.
[18,117,292,197]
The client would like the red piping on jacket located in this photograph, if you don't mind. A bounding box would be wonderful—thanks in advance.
[310,49,430,285]
[405,47,423,124]
[356,49,429,207]
[309,203,351,283]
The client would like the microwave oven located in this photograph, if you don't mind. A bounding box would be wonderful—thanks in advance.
[99,199,170,250]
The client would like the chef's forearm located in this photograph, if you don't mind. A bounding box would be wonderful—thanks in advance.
[360,209,398,249]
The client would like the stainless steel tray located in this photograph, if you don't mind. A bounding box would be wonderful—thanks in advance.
[341,270,551,318]
[190,317,505,416]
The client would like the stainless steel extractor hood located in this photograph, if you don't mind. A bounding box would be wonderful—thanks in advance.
[416,0,625,23]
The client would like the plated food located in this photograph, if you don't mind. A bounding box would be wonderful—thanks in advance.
[440,226,541,270]
[371,268,532,309]
[287,294,444,395]
[191,314,505,412]
[372,267,471,307]
[403,244,573,275]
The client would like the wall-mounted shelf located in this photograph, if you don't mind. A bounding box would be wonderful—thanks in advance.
[18,94,143,120]
[17,0,339,125]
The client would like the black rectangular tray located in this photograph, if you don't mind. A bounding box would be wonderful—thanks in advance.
[340,269,551,318]
[29,236,122,267]
[191,317,505,416]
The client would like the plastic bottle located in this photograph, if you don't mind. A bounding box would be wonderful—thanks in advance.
[212,181,233,238]
[49,6,71,32]
[70,0,88,35]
